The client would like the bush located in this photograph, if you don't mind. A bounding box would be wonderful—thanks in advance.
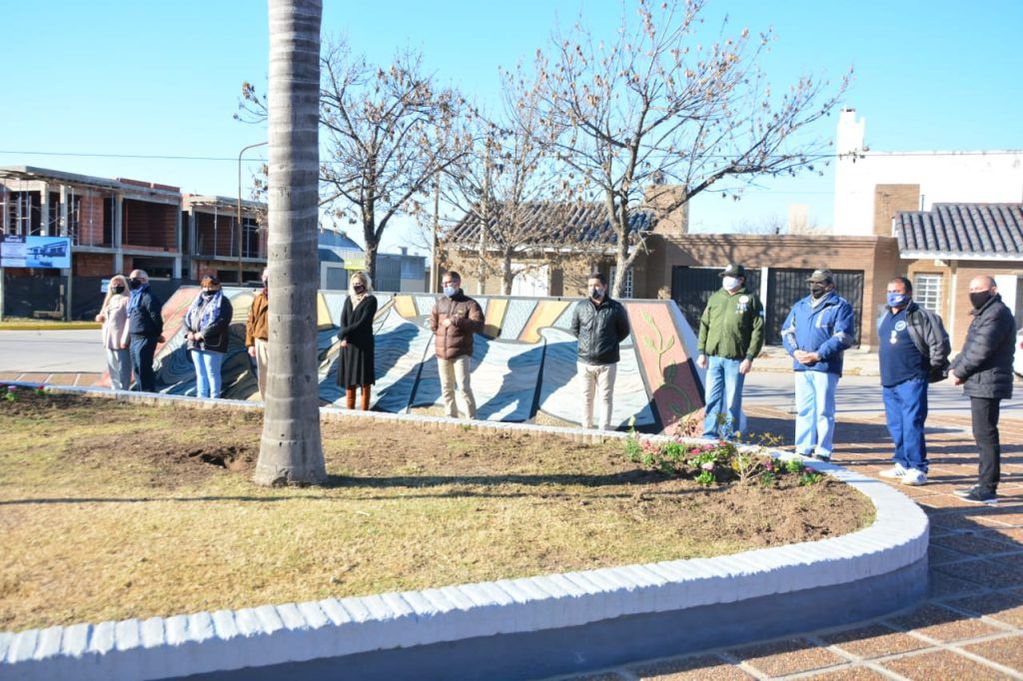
[624,426,822,487]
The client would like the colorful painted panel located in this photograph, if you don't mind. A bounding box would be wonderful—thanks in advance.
[119,287,703,434]
[629,301,703,433]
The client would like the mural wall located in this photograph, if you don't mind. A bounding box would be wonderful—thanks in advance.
[100,287,705,434]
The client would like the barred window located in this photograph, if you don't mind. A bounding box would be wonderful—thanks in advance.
[609,266,634,298]
[914,274,943,314]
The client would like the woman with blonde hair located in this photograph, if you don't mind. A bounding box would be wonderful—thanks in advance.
[336,271,377,410]
[95,274,132,390]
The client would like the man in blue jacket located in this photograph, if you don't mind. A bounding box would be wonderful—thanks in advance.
[781,269,856,461]
[126,269,165,392]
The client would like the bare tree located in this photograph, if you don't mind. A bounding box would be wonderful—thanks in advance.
[254,0,327,487]
[529,0,849,297]
[240,40,470,282]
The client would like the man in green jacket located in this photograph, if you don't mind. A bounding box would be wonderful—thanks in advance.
[696,264,765,439]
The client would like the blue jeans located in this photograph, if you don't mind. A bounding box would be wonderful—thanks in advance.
[192,350,225,398]
[883,378,929,473]
[129,335,158,392]
[703,356,745,439]
[794,371,839,458]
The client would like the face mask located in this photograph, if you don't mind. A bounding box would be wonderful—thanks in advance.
[810,284,827,299]
[202,289,217,298]
[722,276,741,292]
[111,285,125,295]
[590,287,604,299]
[887,292,909,308]
[262,279,268,288]
[969,291,992,310]
[353,284,366,294]
[128,278,143,290]
[443,285,457,297]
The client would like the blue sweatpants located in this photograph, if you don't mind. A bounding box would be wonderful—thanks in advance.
[882,377,929,473]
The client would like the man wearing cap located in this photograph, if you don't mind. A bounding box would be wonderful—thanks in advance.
[696,264,765,439]
[781,269,856,461]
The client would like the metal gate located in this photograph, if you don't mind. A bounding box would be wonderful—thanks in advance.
[764,269,864,346]
[671,266,762,331]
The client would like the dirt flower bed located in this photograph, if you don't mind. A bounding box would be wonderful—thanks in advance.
[0,388,874,632]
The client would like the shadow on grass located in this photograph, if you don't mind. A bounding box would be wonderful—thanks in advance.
[0,470,740,506]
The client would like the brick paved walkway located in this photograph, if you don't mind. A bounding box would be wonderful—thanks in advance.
[548,407,1023,681]
[0,371,102,387]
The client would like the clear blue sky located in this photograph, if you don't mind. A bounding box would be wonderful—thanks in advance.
[2,0,1021,254]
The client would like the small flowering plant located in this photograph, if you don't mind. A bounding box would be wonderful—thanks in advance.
[624,421,822,487]
[0,384,48,402]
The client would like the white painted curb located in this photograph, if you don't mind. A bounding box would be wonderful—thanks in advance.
[0,384,929,681]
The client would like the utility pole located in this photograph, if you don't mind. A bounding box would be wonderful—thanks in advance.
[238,141,268,284]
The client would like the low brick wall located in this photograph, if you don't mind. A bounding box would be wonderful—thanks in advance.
[0,385,930,681]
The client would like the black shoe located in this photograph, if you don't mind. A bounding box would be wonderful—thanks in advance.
[953,485,980,498]
[961,488,998,505]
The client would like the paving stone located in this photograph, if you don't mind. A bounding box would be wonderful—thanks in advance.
[929,511,1008,532]
[932,534,1017,556]
[963,634,1023,672]
[560,673,628,681]
[726,638,846,677]
[630,654,752,680]
[881,650,1014,680]
[807,667,891,681]
[818,623,929,659]
[929,545,973,566]
[934,559,1023,590]
[947,592,1023,628]
[886,603,1004,643]
[929,571,990,599]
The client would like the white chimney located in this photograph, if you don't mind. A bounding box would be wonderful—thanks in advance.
[836,108,866,156]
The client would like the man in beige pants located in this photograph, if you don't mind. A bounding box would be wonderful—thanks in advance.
[430,271,485,418]
[571,272,631,430]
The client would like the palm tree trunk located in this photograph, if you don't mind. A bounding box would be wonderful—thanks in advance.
[254,0,327,486]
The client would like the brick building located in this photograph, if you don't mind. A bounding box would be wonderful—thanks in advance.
[896,203,1023,348]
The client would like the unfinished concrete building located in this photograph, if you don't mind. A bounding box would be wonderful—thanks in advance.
[0,166,183,278]
[182,195,266,283]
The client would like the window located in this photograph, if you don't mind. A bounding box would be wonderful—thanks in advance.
[914,274,943,314]
[609,265,634,298]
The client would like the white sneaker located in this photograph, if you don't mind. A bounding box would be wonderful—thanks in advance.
[879,463,906,479]
[901,468,927,486]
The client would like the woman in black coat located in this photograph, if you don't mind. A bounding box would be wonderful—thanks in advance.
[336,271,377,410]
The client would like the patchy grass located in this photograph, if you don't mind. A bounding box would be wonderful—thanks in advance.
[0,392,875,632]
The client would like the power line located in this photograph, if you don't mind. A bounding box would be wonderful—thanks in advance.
[1,148,1021,163]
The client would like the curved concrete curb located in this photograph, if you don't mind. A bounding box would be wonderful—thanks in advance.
[0,385,929,681]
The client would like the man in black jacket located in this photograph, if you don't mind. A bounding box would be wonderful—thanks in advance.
[951,275,1016,504]
[570,272,630,430]
[126,269,165,392]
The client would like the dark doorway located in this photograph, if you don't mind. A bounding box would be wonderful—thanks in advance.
[671,266,762,331]
[765,268,864,346]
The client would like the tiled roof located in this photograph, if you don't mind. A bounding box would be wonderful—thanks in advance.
[896,203,1023,258]
[446,202,654,248]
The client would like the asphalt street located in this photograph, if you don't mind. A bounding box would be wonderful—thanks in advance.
[1,329,1020,422]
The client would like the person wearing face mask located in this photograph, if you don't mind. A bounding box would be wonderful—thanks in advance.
[876,277,951,487]
[570,272,631,430]
[184,275,234,399]
[336,271,378,410]
[696,264,764,439]
[780,268,856,462]
[949,275,1016,504]
[95,274,133,391]
[126,269,165,392]
[429,271,484,419]
[245,268,270,400]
